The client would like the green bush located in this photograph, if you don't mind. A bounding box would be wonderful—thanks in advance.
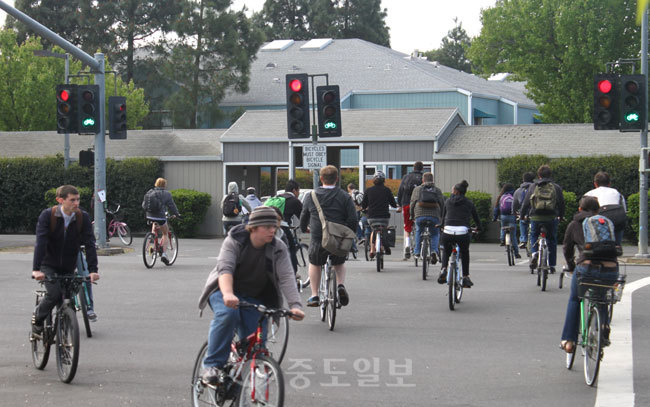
[442,190,492,241]
[627,192,646,243]
[168,189,212,238]
[559,191,578,242]
[44,186,93,211]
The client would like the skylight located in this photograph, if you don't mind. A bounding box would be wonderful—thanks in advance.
[300,38,333,50]
[261,40,295,52]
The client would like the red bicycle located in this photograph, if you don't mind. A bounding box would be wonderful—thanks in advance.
[142,215,178,268]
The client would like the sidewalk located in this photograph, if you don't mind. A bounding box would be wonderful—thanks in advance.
[0,234,36,250]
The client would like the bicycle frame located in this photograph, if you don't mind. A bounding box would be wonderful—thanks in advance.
[447,245,463,285]
[107,217,128,238]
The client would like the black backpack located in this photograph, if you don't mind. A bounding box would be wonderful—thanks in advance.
[142,189,163,213]
[223,192,241,217]
[418,185,440,208]
[405,173,423,200]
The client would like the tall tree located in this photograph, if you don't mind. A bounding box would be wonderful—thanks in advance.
[253,0,312,41]
[337,0,390,47]
[424,18,472,73]
[157,0,264,128]
[468,0,638,123]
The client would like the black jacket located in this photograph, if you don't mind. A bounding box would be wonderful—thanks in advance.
[361,184,397,219]
[441,194,481,229]
[143,187,180,219]
[300,187,357,240]
[280,192,303,223]
[512,181,533,215]
[397,170,423,206]
[33,206,98,274]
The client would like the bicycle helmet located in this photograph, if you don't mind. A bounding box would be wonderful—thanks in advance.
[373,171,386,181]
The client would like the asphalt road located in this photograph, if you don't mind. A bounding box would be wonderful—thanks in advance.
[1,235,649,407]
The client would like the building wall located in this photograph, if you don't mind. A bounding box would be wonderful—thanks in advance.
[472,97,499,125]
[498,101,515,124]
[517,107,537,124]
[433,159,499,197]
[364,141,434,162]
[349,91,468,119]
[162,159,223,236]
[224,142,288,163]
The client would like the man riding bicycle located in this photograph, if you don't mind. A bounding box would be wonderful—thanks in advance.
[300,165,357,307]
[410,172,445,263]
[142,178,181,265]
[265,179,303,275]
[361,171,397,259]
[32,185,99,335]
[397,161,424,260]
[197,206,305,385]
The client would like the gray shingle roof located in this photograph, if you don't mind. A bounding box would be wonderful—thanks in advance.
[222,39,536,108]
[220,108,462,142]
[436,124,638,158]
[0,130,223,159]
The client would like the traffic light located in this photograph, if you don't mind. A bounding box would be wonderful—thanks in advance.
[55,84,78,134]
[77,85,100,134]
[108,96,127,139]
[619,74,646,132]
[593,74,619,130]
[285,74,310,139]
[316,85,342,137]
[79,149,94,167]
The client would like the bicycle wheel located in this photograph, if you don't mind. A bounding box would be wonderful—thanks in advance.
[56,306,80,383]
[78,286,92,338]
[448,263,456,311]
[327,270,337,331]
[455,269,464,304]
[421,242,429,281]
[540,248,548,291]
[165,231,179,266]
[117,223,132,246]
[191,341,219,407]
[584,307,602,386]
[297,244,310,289]
[559,270,564,289]
[31,306,51,370]
[319,268,327,322]
[376,252,382,272]
[541,269,548,291]
[266,314,289,364]
[364,239,369,261]
[238,354,284,407]
[143,232,157,268]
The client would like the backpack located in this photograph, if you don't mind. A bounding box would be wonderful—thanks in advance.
[223,192,242,217]
[264,195,287,216]
[499,193,514,214]
[531,182,557,214]
[405,173,423,200]
[582,215,618,259]
[418,185,441,208]
[49,206,83,235]
[142,188,163,213]
[352,190,364,206]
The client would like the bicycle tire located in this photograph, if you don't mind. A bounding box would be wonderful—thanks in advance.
[165,231,179,266]
[78,285,92,338]
[455,268,464,304]
[376,253,382,272]
[266,314,289,364]
[319,266,327,322]
[31,297,51,370]
[296,243,308,268]
[584,307,602,386]
[238,354,284,407]
[422,241,429,280]
[559,270,564,289]
[117,223,132,246]
[143,232,157,268]
[191,341,210,407]
[448,262,455,311]
[364,238,369,261]
[56,306,80,383]
[327,270,337,331]
[542,269,548,291]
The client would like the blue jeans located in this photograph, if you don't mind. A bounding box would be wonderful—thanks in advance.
[414,216,440,256]
[529,218,559,267]
[500,215,519,256]
[561,264,618,342]
[203,291,267,368]
[519,219,530,245]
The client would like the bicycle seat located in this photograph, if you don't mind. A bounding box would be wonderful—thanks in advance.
[370,224,386,231]
[421,220,438,228]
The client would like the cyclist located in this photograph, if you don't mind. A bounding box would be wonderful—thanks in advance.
[222,182,252,234]
[31,185,99,336]
[347,183,365,248]
[492,183,521,258]
[300,165,357,307]
[560,196,619,353]
[512,172,535,249]
[242,187,263,223]
[197,206,305,385]
[410,172,445,263]
[267,180,303,275]
[584,171,627,246]
[143,178,181,265]
[520,165,565,274]
[361,171,398,259]
[397,161,424,259]
[438,180,481,288]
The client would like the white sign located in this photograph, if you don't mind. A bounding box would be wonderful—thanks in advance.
[97,189,106,203]
[302,145,327,170]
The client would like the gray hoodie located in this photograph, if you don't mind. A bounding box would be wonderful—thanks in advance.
[221,182,252,221]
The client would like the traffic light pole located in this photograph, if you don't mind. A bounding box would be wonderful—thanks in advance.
[638,8,650,258]
[309,74,329,189]
[0,1,108,248]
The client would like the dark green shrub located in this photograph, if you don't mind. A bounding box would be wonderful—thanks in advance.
[627,192,646,243]
[442,190,492,241]
[168,189,212,238]
[558,191,578,242]
[44,186,93,211]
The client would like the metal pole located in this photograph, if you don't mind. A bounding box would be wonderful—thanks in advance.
[64,54,70,169]
[311,76,319,189]
[638,8,649,257]
[93,54,108,248]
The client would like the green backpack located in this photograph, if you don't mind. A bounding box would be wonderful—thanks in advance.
[531,183,556,214]
[264,195,287,215]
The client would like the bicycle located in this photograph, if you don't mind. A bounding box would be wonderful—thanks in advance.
[105,204,132,245]
[143,214,179,268]
[443,228,477,311]
[370,224,386,272]
[30,274,89,383]
[318,256,340,331]
[532,224,550,291]
[502,226,516,267]
[564,272,624,386]
[416,221,438,280]
[75,248,95,338]
[191,302,291,406]
[289,226,309,291]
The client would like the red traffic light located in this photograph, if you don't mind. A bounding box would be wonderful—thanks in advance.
[289,79,303,92]
[598,80,612,94]
[58,89,70,102]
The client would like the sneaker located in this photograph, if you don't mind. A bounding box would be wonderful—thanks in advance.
[431,252,438,265]
[306,296,320,307]
[462,276,474,288]
[31,321,44,336]
[337,284,349,306]
[369,252,376,260]
[602,325,611,347]
[357,238,365,245]
[499,241,505,247]
[550,267,556,274]
[385,247,391,255]
[515,253,522,259]
[87,310,97,322]
[413,254,421,260]
[519,242,527,249]
[404,247,411,259]
[161,252,170,265]
[437,270,447,284]
[530,253,538,269]
[202,366,225,386]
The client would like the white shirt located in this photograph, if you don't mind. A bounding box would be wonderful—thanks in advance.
[584,186,626,210]
[61,208,75,229]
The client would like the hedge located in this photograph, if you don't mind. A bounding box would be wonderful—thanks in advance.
[168,189,212,238]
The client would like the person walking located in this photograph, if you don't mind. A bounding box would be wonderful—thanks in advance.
[222,182,252,234]
[397,161,424,259]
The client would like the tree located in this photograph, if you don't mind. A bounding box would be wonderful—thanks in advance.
[156,0,264,128]
[252,0,312,41]
[424,18,472,73]
[337,0,390,47]
[467,0,639,123]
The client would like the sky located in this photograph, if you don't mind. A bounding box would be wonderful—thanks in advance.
[0,0,497,54]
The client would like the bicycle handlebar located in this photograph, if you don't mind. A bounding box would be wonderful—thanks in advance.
[238,301,295,318]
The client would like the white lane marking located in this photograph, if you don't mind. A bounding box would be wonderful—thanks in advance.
[595,276,650,407]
